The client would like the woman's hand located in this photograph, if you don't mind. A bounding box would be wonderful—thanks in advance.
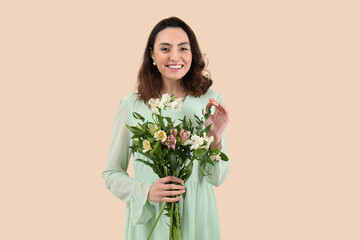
[205,98,230,149]
[147,176,185,203]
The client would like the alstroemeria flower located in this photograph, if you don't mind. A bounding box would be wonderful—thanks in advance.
[152,108,159,114]
[190,134,204,150]
[160,93,172,106]
[180,129,190,144]
[165,135,176,150]
[148,98,159,109]
[201,132,214,149]
[210,153,221,162]
[170,128,178,137]
[142,140,152,153]
[154,130,167,142]
[169,98,183,112]
[148,98,162,113]
[149,124,159,135]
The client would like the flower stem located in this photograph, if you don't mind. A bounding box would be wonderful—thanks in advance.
[163,163,168,176]
[179,159,195,179]
[175,202,181,239]
[147,203,166,240]
[169,202,174,239]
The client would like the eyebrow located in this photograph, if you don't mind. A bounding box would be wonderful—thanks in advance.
[158,42,190,47]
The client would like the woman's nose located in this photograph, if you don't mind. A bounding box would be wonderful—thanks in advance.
[170,50,180,61]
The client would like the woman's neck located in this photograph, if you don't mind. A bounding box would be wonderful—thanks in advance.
[160,79,187,98]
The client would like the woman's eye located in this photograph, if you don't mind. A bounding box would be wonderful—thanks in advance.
[180,48,188,51]
[161,48,169,51]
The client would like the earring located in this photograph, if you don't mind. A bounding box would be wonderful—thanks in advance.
[153,61,156,66]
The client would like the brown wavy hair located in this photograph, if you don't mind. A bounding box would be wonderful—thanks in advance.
[137,16,213,103]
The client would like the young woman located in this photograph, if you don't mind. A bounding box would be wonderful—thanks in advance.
[102,16,230,239]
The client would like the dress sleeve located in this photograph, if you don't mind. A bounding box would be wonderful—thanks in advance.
[102,99,155,225]
[205,94,231,187]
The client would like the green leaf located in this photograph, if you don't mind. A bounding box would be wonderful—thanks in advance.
[208,149,220,155]
[169,152,178,173]
[135,159,154,169]
[199,165,212,176]
[204,105,211,120]
[132,112,145,122]
[220,152,229,161]
[130,134,143,139]
[151,141,162,159]
[188,119,193,130]
[180,116,188,129]
[156,115,166,129]
[199,166,205,176]
[162,148,169,159]
[126,125,143,134]
[193,149,206,157]
[129,145,138,152]
[204,154,215,166]
[175,165,181,177]
[194,114,201,123]
[203,124,212,135]
[125,124,135,132]
[165,117,173,124]
[182,163,193,182]
[140,122,148,131]
[177,167,184,179]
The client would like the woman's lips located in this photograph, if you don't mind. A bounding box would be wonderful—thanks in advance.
[166,64,184,72]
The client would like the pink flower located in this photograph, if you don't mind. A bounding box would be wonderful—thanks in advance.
[180,129,190,143]
[166,135,177,150]
[170,128,178,137]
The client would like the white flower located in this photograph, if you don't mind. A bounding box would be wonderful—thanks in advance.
[169,98,183,112]
[157,101,165,110]
[154,130,167,142]
[142,140,152,153]
[210,153,221,162]
[148,98,159,109]
[160,94,172,106]
[190,134,204,150]
[149,124,159,135]
[201,132,214,149]
[148,98,163,113]
[152,107,159,114]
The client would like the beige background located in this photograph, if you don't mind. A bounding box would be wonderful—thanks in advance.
[1,0,359,239]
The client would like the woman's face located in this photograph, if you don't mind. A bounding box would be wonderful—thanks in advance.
[151,27,192,83]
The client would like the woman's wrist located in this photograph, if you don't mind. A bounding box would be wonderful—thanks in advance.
[210,136,222,151]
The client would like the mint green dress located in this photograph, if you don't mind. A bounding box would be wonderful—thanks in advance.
[102,88,230,240]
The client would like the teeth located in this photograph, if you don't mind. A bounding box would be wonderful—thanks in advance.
[168,65,182,69]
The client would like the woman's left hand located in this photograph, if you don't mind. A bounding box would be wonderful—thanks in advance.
[205,98,230,140]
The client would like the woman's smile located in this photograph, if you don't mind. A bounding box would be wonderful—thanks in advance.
[166,64,184,71]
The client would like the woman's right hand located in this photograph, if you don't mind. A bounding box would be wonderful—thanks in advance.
[147,176,186,203]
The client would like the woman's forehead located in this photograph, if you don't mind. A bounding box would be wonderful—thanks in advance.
[155,27,190,46]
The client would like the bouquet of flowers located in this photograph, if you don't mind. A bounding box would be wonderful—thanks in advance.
[126,94,228,240]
